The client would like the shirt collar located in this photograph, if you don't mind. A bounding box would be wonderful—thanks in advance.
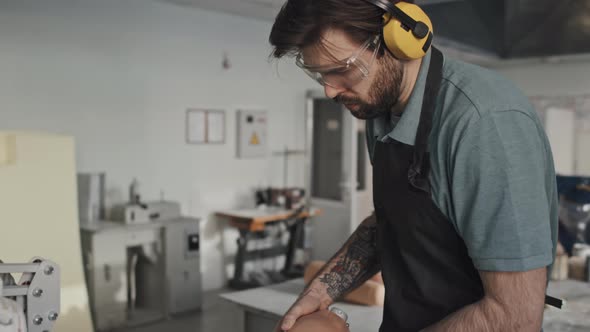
[373,49,432,146]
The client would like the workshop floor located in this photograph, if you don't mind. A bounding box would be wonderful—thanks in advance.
[119,288,242,332]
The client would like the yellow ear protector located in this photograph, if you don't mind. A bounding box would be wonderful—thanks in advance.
[363,0,434,60]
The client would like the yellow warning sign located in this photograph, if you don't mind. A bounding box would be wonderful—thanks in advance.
[250,132,260,145]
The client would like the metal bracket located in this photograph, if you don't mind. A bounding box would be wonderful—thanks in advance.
[0,258,61,332]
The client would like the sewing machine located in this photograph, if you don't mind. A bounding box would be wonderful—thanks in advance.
[77,172,203,331]
[0,258,60,332]
[80,210,202,331]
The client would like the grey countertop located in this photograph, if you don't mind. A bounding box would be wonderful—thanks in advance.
[221,278,590,331]
[220,279,382,332]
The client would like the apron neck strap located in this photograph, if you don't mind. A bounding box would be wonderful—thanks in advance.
[408,47,444,192]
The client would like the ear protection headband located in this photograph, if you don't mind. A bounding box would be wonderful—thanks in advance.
[363,0,434,60]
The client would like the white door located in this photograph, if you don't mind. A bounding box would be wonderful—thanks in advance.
[545,107,576,175]
[304,90,373,261]
[576,113,590,176]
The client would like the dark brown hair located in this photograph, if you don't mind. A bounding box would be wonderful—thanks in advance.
[268,0,392,59]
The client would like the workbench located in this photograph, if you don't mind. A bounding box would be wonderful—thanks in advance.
[221,278,590,332]
[220,278,382,332]
[216,207,321,289]
[216,207,321,232]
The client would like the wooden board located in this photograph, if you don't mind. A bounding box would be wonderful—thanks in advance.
[216,208,321,231]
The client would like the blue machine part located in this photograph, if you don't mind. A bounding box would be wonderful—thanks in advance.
[557,175,590,204]
[556,175,590,255]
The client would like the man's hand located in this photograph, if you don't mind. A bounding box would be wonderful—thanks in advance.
[275,287,331,331]
[275,213,380,331]
[422,267,547,332]
[287,309,351,332]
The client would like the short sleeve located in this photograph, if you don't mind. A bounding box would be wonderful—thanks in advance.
[450,110,554,272]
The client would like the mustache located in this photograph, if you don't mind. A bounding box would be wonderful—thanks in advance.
[333,95,363,105]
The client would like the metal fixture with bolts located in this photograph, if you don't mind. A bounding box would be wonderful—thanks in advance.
[32,288,43,297]
[0,257,61,332]
[48,312,58,321]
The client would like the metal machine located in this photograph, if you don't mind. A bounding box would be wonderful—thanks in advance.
[557,175,590,255]
[80,206,202,331]
[0,258,60,332]
[77,174,202,331]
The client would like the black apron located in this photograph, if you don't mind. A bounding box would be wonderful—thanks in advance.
[373,47,485,331]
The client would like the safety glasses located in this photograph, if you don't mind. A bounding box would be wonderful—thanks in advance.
[296,35,381,89]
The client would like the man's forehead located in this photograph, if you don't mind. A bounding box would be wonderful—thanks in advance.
[301,29,361,67]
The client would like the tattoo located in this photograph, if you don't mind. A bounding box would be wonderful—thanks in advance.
[298,288,314,300]
[318,220,379,300]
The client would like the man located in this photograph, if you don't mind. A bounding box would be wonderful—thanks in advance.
[269,0,558,331]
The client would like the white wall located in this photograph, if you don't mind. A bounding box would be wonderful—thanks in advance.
[577,117,590,176]
[494,59,590,97]
[0,0,318,290]
[544,107,576,175]
[493,60,590,176]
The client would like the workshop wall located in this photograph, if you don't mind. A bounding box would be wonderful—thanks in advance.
[496,60,590,97]
[0,0,318,290]
[496,61,590,176]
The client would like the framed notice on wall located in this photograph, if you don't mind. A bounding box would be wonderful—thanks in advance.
[186,109,226,144]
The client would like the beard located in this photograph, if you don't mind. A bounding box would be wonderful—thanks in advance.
[334,55,403,120]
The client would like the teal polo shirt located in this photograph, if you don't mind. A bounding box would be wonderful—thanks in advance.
[366,50,559,272]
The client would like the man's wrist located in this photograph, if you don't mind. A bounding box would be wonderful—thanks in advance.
[302,283,333,308]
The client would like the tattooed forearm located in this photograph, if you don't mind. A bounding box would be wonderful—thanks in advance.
[316,214,380,300]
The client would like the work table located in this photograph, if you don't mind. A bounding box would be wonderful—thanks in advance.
[221,279,382,332]
[221,278,590,332]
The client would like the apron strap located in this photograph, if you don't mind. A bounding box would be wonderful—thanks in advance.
[408,46,444,192]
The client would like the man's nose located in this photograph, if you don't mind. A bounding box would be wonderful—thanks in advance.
[324,84,345,99]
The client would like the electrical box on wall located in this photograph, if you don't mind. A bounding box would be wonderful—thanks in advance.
[237,110,267,158]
